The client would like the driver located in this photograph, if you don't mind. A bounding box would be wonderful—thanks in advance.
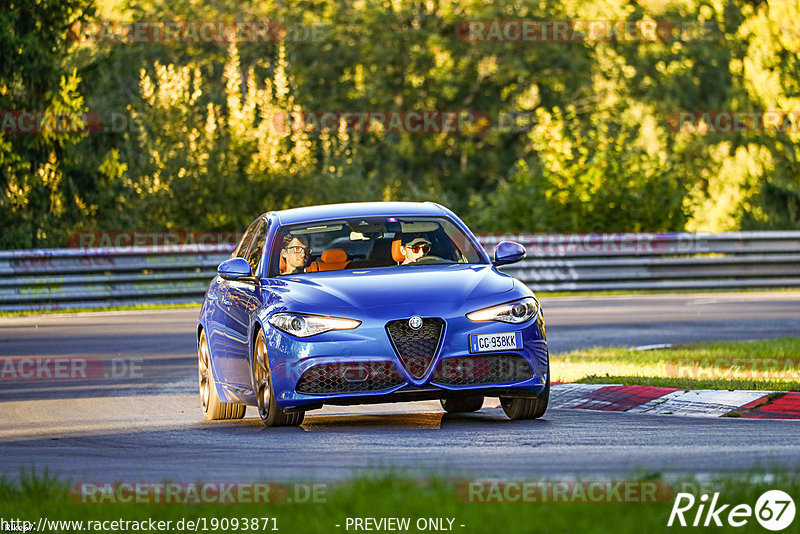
[281,234,310,274]
[400,236,431,265]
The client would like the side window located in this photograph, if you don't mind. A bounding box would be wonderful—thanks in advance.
[245,220,268,276]
[233,220,259,259]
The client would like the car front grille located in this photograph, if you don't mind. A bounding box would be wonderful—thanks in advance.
[385,318,445,379]
[431,354,533,386]
[295,362,405,395]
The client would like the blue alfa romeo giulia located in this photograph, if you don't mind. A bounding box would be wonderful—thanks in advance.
[197,202,549,426]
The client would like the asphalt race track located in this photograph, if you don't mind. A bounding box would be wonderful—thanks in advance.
[1,292,799,482]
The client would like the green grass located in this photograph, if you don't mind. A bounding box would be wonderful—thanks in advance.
[0,302,201,317]
[552,337,800,391]
[575,375,800,391]
[1,472,798,534]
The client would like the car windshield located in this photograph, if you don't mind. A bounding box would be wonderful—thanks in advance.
[269,216,486,276]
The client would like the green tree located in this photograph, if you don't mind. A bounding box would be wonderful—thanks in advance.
[734,0,800,228]
[0,0,96,248]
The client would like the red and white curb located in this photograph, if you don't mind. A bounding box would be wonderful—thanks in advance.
[551,384,800,419]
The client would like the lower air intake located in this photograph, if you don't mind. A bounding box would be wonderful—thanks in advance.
[431,354,533,386]
[296,362,405,395]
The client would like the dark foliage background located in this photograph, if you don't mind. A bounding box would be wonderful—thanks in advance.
[2,0,798,248]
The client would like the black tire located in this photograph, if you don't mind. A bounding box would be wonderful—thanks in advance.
[500,372,550,421]
[440,395,485,413]
[198,329,246,420]
[253,330,304,427]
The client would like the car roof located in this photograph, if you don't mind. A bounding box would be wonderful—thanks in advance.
[268,201,448,225]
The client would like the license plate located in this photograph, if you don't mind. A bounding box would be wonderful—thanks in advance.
[469,332,522,353]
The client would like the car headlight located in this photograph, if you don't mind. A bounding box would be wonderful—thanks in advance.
[466,297,539,324]
[268,313,361,337]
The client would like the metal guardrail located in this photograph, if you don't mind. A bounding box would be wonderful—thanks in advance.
[0,244,234,312]
[482,231,800,292]
[1,232,799,311]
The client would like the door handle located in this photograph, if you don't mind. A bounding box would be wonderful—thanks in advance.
[223,296,232,306]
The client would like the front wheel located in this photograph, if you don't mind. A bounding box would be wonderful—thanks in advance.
[198,329,245,420]
[500,371,549,421]
[253,330,304,427]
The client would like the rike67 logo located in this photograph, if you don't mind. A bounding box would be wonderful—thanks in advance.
[668,490,796,531]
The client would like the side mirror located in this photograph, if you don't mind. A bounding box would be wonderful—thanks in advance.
[218,258,258,283]
[493,241,526,266]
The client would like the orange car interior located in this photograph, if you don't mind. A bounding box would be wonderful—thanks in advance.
[306,248,349,272]
[280,237,412,274]
[390,239,404,264]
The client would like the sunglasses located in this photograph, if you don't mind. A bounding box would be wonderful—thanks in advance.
[286,246,309,254]
[408,244,430,253]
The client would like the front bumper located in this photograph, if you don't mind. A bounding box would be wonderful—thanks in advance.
[264,312,549,410]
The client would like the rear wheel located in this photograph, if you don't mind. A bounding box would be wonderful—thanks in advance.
[440,395,484,413]
[500,370,549,421]
[253,330,304,427]
[198,330,245,420]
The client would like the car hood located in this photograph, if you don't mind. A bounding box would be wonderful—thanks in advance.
[274,264,515,313]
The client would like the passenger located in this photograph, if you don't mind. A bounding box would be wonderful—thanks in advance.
[281,234,310,274]
[400,236,431,265]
